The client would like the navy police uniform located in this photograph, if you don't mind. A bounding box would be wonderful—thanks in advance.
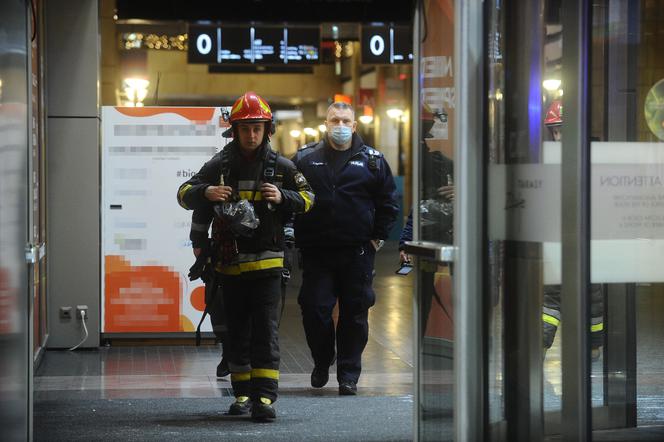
[293,133,399,385]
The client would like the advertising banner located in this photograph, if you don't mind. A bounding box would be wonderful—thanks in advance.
[101,107,230,333]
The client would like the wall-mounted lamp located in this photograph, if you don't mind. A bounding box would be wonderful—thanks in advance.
[303,127,318,137]
[386,108,404,119]
[123,78,149,107]
[318,124,327,133]
[289,129,302,138]
[359,115,374,124]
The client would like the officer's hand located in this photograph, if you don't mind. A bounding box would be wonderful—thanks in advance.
[261,183,282,204]
[205,185,233,202]
[193,248,202,258]
[399,250,411,265]
[438,185,455,202]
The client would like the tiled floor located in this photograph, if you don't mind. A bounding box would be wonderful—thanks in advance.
[35,242,415,399]
[34,242,416,441]
[35,242,664,440]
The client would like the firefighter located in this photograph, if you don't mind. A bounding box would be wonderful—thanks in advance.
[542,100,604,360]
[189,208,230,378]
[177,92,315,421]
[292,102,399,395]
[399,106,454,336]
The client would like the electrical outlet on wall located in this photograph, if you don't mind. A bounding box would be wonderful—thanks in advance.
[59,306,72,319]
[76,305,88,320]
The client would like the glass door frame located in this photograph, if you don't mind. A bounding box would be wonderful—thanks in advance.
[410,0,485,440]
[412,0,641,440]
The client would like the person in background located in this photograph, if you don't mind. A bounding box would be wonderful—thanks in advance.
[399,106,454,335]
[292,102,399,396]
[189,208,230,378]
[542,100,604,360]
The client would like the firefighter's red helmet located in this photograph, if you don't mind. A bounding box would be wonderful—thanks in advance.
[229,91,272,123]
[544,100,563,126]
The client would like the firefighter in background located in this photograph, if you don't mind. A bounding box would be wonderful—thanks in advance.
[542,100,604,360]
[177,92,315,421]
[399,106,454,336]
[292,102,399,396]
[189,209,230,378]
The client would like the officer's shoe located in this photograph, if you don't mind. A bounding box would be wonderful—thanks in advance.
[251,397,276,422]
[216,357,230,378]
[228,396,252,415]
[338,380,357,396]
[311,367,329,388]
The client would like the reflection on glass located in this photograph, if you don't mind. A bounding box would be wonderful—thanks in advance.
[411,0,456,440]
[0,2,30,439]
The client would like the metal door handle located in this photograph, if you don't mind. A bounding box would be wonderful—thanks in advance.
[404,241,457,263]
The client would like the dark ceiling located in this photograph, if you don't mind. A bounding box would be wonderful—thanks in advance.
[116,0,415,24]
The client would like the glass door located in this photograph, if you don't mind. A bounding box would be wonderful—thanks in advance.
[408,0,483,440]
[0,1,32,440]
[587,0,664,437]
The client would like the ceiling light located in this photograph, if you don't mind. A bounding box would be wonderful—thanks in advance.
[542,78,561,91]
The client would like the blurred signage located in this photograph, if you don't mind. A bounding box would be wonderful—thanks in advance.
[361,24,412,64]
[188,24,320,65]
[101,106,231,333]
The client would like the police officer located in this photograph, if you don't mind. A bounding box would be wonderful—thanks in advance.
[177,92,314,421]
[293,102,399,395]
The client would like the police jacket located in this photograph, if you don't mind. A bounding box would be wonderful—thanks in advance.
[178,140,314,278]
[292,134,399,249]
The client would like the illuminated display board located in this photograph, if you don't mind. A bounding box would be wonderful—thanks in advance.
[188,24,320,65]
[361,24,413,64]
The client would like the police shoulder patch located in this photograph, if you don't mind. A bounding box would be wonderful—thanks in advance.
[364,146,382,156]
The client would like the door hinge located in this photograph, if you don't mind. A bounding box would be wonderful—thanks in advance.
[25,244,37,264]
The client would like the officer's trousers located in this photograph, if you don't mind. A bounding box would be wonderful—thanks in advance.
[298,244,376,384]
[221,273,281,403]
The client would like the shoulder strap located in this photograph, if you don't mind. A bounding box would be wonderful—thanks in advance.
[263,149,279,184]
[219,146,232,185]
[294,141,324,163]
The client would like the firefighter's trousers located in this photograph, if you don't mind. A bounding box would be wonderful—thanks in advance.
[542,283,604,349]
[221,274,281,403]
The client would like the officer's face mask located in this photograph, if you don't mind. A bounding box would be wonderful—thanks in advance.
[329,125,353,145]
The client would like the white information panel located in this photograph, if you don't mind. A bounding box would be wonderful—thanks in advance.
[101,107,230,333]
[489,142,664,283]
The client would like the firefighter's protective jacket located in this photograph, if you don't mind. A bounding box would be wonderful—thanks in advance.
[178,140,314,278]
